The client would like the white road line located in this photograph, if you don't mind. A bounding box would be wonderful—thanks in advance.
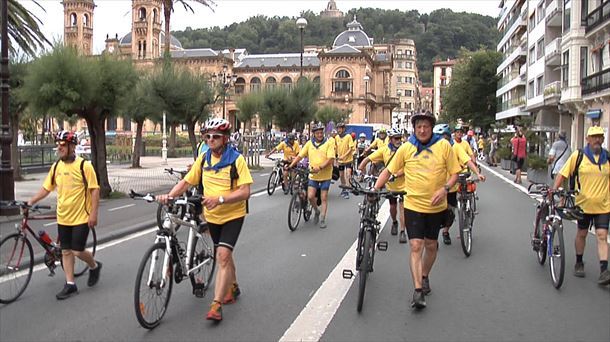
[252,186,280,197]
[260,173,270,177]
[43,221,57,227]
[279,201,391,342]
[108,204,135,212]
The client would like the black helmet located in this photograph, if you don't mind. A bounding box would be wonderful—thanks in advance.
[312,122,325,132]
[287,133,295,140]
[336,122,346,128]
[411,111,436,127]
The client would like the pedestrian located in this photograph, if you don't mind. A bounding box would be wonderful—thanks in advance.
[27,130,102,300]
[553,126,609,286]
[375,111,461,309]
[334,122,356,199]
[488,134,498,166]
[511,129,527,184]
[158,118,253,322]
[548,131,571,184]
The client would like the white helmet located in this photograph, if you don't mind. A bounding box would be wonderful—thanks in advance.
[388,128,402,138]
[358,133,366,138]
[204,118,231,134]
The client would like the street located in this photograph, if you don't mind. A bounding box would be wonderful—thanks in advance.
[1,167,609,342]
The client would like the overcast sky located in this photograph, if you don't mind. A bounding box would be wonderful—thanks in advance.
[22,0,500,54]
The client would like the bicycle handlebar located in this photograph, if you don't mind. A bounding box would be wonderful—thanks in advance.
[164,168,188,177]
[0,200,51,210]
[528,184,577,196]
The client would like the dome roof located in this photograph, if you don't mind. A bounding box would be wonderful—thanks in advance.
[119,31,183,49]
[332,16,372,48]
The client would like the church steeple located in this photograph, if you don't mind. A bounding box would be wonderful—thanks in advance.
[321,0,344,18]
[62,0,95,55]
[131,0,162,59]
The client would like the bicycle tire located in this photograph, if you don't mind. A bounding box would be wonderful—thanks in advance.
[549,224,565,289]
[156,203,184,231]
[134,242,173,329]
[66,228,97,277]
[534,210,547,265]
[458,200,472,257]
[267,170,279,195]
[357,228,373,312]
[302,194,312,222]
[288,192,302,231]
[0,233,34,304]
[189,231,216,292]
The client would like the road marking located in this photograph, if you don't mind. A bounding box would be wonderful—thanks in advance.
[260,173,270,177]
[252,186,280,197]
[279,201,390,342]
[108,204,135,212]
[43,221,57,227]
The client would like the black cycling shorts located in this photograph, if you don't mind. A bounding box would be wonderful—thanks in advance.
[404,208,446,240]
[513,157,525,170]
[57,223,90,252]
[577,212,610,230]
[338,163,353,171]
[447,191,458,207]
[387,194,403,205]
[208,217,245,251]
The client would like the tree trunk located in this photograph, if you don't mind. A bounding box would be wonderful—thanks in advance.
[131,120,144,168]
[163,1,172,58]
[187,121,197,159]
[86,115,112,198]
[10,111,22,180]
[168,124,176,158]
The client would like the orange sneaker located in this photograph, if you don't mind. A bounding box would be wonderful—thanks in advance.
[205,301,222,321]
[223,283,241,304]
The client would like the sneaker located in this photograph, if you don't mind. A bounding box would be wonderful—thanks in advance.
[87,261,102,287]
[56,283,78,300]
[574,262,585,278]
[598,270,610,286]
[223,283,241,304]
[313,209,320,224]
[422,277,431,295]
[205,301,223,321]
[344,192,349,199]
[390,221,398,236]
[410,289,426,309]
[320,218,327,229]
[442,232,451,245]
[399,231,407,244]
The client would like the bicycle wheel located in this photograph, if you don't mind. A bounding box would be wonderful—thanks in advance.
[534,211,547,265]
[288,192,302,231]
[549,224,565,289]
[134,242,173,329]
[302,194,312,222]
[267,170,279,195]
[156,203,184,231]
[72,228,97,277]
[0,233,34,304]
[189,231,216,291]
[458,200,472,257]
[357,228,373,312]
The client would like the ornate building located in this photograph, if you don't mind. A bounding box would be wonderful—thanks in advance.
[320,0,344,19]
[62,0,95,55]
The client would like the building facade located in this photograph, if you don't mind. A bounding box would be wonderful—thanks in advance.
[432,59,456,118]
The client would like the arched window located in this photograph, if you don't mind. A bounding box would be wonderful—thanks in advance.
[333,69,352,93]
[281,76,292,90]
[83,14,89,27]
[313,76,320,83]
[235,77,246,94]
[153,9,158,23]
[139,8,147,21]
[335,70,351,79]
[265,77,277,89]
[250,77,261,92]
[70,13,77,26]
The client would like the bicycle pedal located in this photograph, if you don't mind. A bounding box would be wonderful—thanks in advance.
[193,288,205,298]
[48,270,56,277]
[342,269,354,279]
[377,241,388,251]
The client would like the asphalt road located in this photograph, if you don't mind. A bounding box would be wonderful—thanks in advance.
[1,169,609,342]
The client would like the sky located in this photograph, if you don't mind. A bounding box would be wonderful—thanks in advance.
[21,0,501,54]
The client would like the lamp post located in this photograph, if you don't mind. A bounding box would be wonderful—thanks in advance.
[212,65,237,121]
[162,111,167,165]
[363,75,370,123]
[0,0,16,214]
[296,17,308,79]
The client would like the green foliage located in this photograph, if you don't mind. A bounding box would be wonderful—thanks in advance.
[527,153,547,170]
[236,92,263,123]
[6,0,51,57]
[315,105,349,125]
[497,134,513,160]
[259,87,290,128]
[286,78,319,129]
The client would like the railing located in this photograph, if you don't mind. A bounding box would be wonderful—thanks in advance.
[497,96,526,112]
[83,27,93,36]
[581,68,610,95]
[585,0,610,33]
[133,21,148,31]
[543,81,561,98]
[544,37,562,57]
[18,145,57,170]
[498,71,521,87]
[65,26,78,35]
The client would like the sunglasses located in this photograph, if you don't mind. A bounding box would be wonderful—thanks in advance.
[56,141,67,146]
[205,134,224,140]
[391,136,402,140]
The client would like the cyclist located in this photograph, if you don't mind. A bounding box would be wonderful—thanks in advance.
[289,123,336,229]
[335,122,356,199]
[364,127,388,155]
[358,128,407,243]
[356,133,370,180]
[266,133,300,194]
[158,118,253,322]
[27,130,102,300]
[374,111,460,309]
[553,126,609,285]
[434,124,486,245]
[453,124,475,163]
[196,125,210,158]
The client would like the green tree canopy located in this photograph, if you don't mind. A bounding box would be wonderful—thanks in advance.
[315,105,349,125]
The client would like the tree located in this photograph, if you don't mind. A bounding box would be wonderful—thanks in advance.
[162,0,215,58]
[315,105,349,125]
[20,46,138,197]
[285,78,319,131]
[5,0,51,57]
[236,92,262,132]
[259,87,289,129]
[8,59,29,180]
[440,48,502,130]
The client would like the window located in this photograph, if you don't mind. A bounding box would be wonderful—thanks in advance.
[580,0,588,27]
[536,75,543,95]
[407,76,413,84]
[250,77,261,92]
[580,46,588,80]
[396,61,403,68]
[529,13,536,31]
[123,117,131,131]
[406,62,413,69]
[281,76,292,90]
[139,8,147,21]
[107,117,117,131]
[234,77,245,94]
[537,38,544,60]
[83,14,89,27]
[405,90,413,97]
[397,76,402,83]
[528,80,535,98]
[333,69,352,93]
[562,51,569,87]
[406,50,413,55]
[441,67,446,76]
[563,0,571,33]
[529,46,536,65]
[265,76,277,89]
[537,3,545,23]
[397,90,402,97]
[70,13,77,26]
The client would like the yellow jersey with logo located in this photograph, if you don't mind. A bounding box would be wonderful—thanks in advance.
[334,134,355,164]
[42,157,99,226]
[299,139,336,181]
[369,145,405,192]
[449,142,473,193]
[454,139,474,158]
[274,141,300,161]
[184,153,253,225]
[559,151,610,214]
[386,139,461,213]
[369,136,389,150]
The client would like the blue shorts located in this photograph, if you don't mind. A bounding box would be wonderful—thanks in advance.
[308,179,331,191]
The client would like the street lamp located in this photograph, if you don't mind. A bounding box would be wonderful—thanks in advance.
[296,17,308,79]
[0,0,16,214]
[212,65,238,121]
[363,75,370,123]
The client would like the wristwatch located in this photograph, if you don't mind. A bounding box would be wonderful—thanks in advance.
[443,185,450,192]
[218,196,225,204]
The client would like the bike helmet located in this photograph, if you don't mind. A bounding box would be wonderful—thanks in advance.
[377,128,387,134]
[467,130,474,137]
[411,110,436,127]
[433,124,451,136]
[55,130,78,145]
[388,128,402,138]
[204,118,231,134]
[359,133,367,138]
[351,132,356,139]
[557,205,585,221]
[287,133,296,141]
[336,122,346,128]
[312,122,325,132]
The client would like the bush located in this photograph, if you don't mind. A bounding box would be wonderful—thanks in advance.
[527,153,547,170]
[144,134,193,148]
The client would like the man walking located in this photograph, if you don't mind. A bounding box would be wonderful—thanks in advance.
[548,131,571,182]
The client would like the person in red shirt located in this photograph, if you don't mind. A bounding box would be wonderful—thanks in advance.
[511,129,527,184]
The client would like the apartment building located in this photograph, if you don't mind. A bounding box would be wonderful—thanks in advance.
[391,39,419,131]
[432,59,456,118]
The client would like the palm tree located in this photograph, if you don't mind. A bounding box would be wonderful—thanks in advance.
[162,0,215,58]
[5,0,50,57]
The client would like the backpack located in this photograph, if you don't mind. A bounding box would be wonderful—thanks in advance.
[51,158,90,214]
[569,148,610,191]
[200,151,248,213]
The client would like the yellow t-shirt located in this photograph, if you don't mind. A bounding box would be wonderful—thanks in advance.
[334,134,355,164]
[299,139,336,181]
[274,141,300,161]
[559,150,610,214]
[477,138,485,150]
[184,153,254,225]
[386,139,461,213]
[369,136,389,150]
[369,145,405,192]
[454,139,474,158]
[449,142,473,193]
[43,157,99,225]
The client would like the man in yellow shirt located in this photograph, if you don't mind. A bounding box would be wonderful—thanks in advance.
[375,112,460,309]
[334,123,356,199]
[453,124,475,163]
[158,118,253,321]
[290,123,336,228]
[553,126,609,285]
[28,130,101,300]
[359,128,407,243]
[364,127,388,154]
[266,133,300,194]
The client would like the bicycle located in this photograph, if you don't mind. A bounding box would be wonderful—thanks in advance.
[340,178,404,312]
[129,190,216,329]
[0,201,97,304]
[287,166,313,231]
[528,184,572,289]
[266,157,290,195]
[456,173,480,257]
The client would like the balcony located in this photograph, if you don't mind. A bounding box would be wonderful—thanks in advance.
[378,95,400,107]
[544,37,562,66]
[65,26,78,35]
[83,27,93,37]
[545,0,562,27]
[133,21,148,33]
[520,33,527,48]
[581,68,610,95]
[585,0,610,34]
[395,53,416,61]
[543,81,561,105]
